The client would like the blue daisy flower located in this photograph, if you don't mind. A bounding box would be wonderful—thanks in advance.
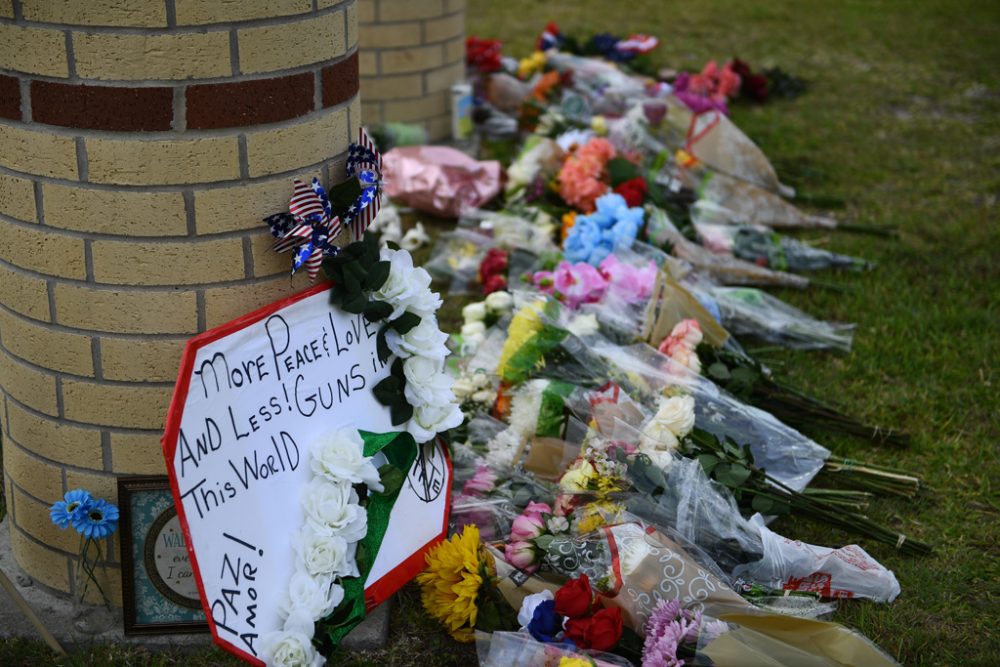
[71,497,120,539]
[50,489,93,529]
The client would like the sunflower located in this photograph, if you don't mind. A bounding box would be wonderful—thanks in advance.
[416,525,493,642]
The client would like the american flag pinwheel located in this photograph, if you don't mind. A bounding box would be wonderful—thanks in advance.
[264,178,342,281]
[343,127,383,241]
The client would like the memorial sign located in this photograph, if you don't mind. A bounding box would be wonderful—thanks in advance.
[162,283,452,663]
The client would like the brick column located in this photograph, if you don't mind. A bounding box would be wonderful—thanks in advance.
[359,0,465,141]
[0,0,360,601]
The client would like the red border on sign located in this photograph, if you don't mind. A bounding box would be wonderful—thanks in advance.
[160,282,451,664]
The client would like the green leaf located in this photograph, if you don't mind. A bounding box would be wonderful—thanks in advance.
[534,534,554,551]
[363,260,391,291]
[697,453,720,474]
[718,463,752,488]
[707,362,731,380]
[644,464,667,490]
[375,464,405,496]
[376,326,391,362]
[390,401,413,426]
[390,311,421,334]
[372,376,401,405]
[752,494,791,516]
[342,293,368,314]
[607,157,640,186]
[364,300,393,322]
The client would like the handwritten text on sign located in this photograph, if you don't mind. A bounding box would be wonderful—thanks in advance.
[167,289,394,660]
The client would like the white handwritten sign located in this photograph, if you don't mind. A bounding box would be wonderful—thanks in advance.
[162,284,451,664]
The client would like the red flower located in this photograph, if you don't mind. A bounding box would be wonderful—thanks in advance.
[478,248,509,283]
[613,176,648,207]
[554,574,593,619]
[564,606,624,652]
[483,274,508,295]
[466,36,503,73]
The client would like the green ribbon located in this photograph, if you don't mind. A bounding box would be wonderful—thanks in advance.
[318,430,419,650]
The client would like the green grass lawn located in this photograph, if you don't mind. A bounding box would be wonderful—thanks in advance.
[3,1,998,665]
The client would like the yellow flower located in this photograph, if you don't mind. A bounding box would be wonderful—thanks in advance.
[518,50,547,79]
[416,525,491,642]
[591,115,608,136]
[497,301,544,379]
[560,459,597,493]
[559,658,594,667]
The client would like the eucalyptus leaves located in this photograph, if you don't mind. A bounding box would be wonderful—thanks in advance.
[323,233,462,443]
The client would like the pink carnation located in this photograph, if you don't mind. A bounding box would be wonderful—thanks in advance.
[558,138,616,213]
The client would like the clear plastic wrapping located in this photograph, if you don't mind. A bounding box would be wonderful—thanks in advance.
[695,170,836,229]
[707,286,855,352]
[645,206,810,289]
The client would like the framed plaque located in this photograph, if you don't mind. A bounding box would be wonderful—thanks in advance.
[118,476,209,635]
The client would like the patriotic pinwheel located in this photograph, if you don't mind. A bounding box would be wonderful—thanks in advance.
[264,178,341,281]
[343,127,383,242]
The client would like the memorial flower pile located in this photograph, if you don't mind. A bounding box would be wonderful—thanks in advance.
[396,22,928,667]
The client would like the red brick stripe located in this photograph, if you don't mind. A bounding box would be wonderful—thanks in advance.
[322,52,359,109]
[0,75,22,120]
[186,73,314,130]
[30,81,173,131]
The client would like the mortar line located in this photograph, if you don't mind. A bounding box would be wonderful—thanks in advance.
[196,290,207,332]
[172,85,187,131]
[165,0,177,28]
[32,181,45,226]
[229,29,241,76]
[182,190,197,235]
[90,338,103,381]
[46,280,57,323]
[63,30,77,80]
[237,135,250,179]
[242,236,255,279]
[10,0,22,21]
[74,137,88,182]
[101,431,113,472]
[54,375,65,418]
[83,239,94,282]
[18,76,30,122]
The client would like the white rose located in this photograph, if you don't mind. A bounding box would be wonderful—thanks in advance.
[484,290,513,313]
[461,321,486,337]
[301,479,367,543]
[386,316,450,360]
[669,348,702,375]
[462,302,487,322]
[641,447,675,472]
[546,516,569,534]
[403,358,455,407]
[294,527,358,578]
[280,571,344,621]
[516,589,554,630]
[373,248,420,320]
[259,613,323,667]
[407,402,464,443]
[653,395,696,438]
[400,273,443,320]
[310,428,383,492]
[638,421,680,456]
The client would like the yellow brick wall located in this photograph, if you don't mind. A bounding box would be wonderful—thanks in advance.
[0,1,360,601]
[359,0,466,140]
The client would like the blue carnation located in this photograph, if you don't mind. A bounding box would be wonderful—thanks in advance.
[527,599,564,643]
[563,193,644,266]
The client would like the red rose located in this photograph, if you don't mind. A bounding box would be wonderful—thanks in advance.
[483,274,508,295]
[478,248,509,283]
[554,574,593,619]
[613,176,648,207]
[585,607,624,652]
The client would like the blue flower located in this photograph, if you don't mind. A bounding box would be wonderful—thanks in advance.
[563,193,644,266]
[50,489,93,529]
[71,497,120,539]
[527,599,564,643]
